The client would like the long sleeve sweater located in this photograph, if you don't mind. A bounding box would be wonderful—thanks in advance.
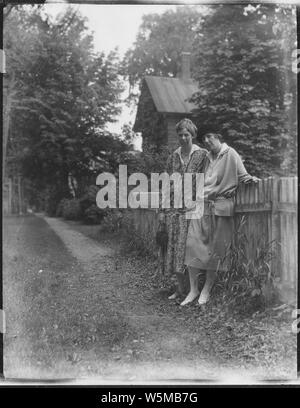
[202,143,252,216]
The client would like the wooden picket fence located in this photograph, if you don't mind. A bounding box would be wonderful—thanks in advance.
[235,177,297,288]
[128,176,297,300]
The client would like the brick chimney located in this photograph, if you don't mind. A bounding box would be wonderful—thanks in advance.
[181,51,191,81]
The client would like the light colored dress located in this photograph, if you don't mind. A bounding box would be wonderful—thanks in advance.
[184,143,252,272]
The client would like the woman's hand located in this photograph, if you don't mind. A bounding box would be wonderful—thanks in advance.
[243,176,260,184]
[223,188,236,198]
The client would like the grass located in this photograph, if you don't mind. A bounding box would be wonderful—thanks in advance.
[3,215,297,381]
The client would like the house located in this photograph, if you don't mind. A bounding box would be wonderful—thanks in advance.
[133,52,200,151]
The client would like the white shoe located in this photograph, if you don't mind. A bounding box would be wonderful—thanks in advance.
[198,291,210,305]
[180,292,200,306]
[168,292,178,300]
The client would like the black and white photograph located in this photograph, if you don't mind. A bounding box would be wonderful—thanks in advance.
[2,0,298,384]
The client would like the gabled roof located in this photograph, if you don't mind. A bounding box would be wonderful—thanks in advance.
[144,76,199,114]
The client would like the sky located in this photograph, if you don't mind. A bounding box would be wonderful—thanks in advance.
[45,3,177,55]
[43,3,179,150]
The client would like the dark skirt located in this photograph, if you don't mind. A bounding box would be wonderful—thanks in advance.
[184,215,234,271]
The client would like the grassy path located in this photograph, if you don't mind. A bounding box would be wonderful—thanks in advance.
[3,215,296,382]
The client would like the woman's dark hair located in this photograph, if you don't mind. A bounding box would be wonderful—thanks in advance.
[203,132,224,143]
[175,118,198,139]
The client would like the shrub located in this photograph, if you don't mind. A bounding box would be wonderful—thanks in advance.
[45,197,57,217]
[44,189,61,217]
[117,211,156,257]
[62,198,82,220]
[44,185,71,217]
[100,209,124,232]
[55,198,69,217]
[83,204,106,225]
[79,185,99,215]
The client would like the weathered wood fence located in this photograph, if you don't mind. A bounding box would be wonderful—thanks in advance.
[127,176,297,300]
[235,177,297,289]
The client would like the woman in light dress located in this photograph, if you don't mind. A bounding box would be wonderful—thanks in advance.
[181,132,259,306]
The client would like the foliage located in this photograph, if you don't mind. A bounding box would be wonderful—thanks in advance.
[122,6,206,99]
[100,209,124,233]
[113,144,170,207]
[55,198,69,217]
[82,204,106,225]
[4,5,128,206]
[79,185,99,213]
[191,4,297,176]
[56,185,105,224]
[44,185,71,217]
[125,4,296,176]
[120,123,138,148]
[117,143,170,183]
[215,216,279,314]
[62,198,82,221]
[131,144,170,175]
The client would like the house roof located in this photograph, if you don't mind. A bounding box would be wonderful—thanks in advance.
[144,76,199,114]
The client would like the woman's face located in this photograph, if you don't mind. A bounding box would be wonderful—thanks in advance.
[178,128,193,148]
[204,134,221,153]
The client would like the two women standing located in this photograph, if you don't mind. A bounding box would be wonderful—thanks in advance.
[164,118,258,306]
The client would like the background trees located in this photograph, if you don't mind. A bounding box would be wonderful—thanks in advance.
[123,4,297,176]
[4,3,297,217]
[122,6,207,100]
[4,5,128,213]
[191,4,297,176]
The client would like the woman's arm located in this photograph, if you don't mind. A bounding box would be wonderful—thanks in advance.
[223,150,259,198]
[236,152,259,184]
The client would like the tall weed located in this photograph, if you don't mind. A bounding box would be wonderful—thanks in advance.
[215,216,279,313]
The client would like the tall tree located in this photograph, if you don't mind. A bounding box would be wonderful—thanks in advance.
[191,4,297,176]
[4,6,127,209]
[124,4,296,176]
[122,6,207,100]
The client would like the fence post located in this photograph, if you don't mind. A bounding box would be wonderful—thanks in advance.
[270,176,280,278]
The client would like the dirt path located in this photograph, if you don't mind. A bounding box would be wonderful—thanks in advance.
[40,215,222,380]
[3,215,296,382]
